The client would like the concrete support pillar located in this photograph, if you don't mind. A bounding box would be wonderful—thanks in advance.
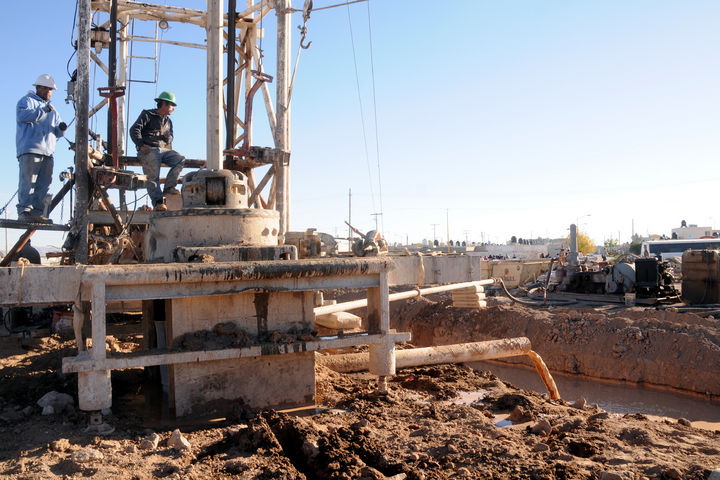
[78,371,112,411]
[73,301,89,352]
[367,270,395,381]
[206,0,224,170]
[78,281,111,411]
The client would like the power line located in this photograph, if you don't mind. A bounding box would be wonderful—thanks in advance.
[346,2,376,214]
[366,0,383,234]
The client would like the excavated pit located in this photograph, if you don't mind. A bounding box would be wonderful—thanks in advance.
[0,296,719,479]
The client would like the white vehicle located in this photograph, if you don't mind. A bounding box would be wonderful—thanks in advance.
[641,238,720,260]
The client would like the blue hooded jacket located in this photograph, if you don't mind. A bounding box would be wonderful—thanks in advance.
[16,91,64,158]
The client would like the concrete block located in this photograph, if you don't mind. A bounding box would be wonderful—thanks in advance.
[78,370,112,411]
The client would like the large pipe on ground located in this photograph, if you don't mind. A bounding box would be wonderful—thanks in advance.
[318,337,560,400]
[314,279,496,316]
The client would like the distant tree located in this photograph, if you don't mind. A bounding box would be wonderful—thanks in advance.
[462,241,466,246]
[433,239,439,247]
[604,238,618,250]
[629,242,642,255]
[510,236,517,244]
[518,237,524,244]
[567,232,596,254]
[672,232,678,239]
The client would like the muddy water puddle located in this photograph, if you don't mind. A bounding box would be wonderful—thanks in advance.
[469,361,720,429]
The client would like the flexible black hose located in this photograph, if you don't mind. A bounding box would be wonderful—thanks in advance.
[494,277,576,306]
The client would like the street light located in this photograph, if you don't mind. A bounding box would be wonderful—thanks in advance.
[576,214,591,232]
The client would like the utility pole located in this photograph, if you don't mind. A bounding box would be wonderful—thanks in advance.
[446,209,450,253]
[431,223,439,244]
[348,188,352,241]
[463,229,470,245]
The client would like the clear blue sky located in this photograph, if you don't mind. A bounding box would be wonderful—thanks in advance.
[1,1,719,252]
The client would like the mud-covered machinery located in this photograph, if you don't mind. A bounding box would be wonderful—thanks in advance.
[553,257,677,298]
[550,224,678,298]
[633,257,677,298]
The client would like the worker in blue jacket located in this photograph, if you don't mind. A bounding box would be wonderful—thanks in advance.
[15,74,67,223]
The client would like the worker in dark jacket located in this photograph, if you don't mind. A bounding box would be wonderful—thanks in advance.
[129,91,185,211]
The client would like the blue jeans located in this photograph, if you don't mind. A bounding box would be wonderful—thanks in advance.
[138,147,185,205]
[17,153,53,216]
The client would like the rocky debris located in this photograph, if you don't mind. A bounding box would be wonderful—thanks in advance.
[530,418,552,435]
[49,438,71,452]
[598,472,625,480]
[139,432,160,450]
[97,439,119,450]
[571,397,587,409]
[532,442,550,452]
[71,447,103,464]
[36,391,74,414]
[508,405,534,422]
[167,429,191,450]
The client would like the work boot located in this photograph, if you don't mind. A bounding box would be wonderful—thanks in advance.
[163,187,180,196]
[154,201,167,212]
[18,212,52,224]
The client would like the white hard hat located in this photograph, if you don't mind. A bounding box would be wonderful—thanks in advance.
[33,74,57,90]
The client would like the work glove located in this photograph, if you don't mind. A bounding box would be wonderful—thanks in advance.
[43,104,54,113]
[58,122,67,131]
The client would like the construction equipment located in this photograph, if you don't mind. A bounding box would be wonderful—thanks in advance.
[345,221,387,257]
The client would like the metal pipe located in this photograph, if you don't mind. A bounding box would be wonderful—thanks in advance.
[318,337,561,400]
[225,0,236,166]
[275,0,291,233]
[75,0,92,263]
[206,0,223,169]
[107,0,117,159]
[314,279,496,316]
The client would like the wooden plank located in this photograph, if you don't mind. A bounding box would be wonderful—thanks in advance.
[61,332,411,373]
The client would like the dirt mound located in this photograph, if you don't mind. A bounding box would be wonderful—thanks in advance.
[0,308,718,478]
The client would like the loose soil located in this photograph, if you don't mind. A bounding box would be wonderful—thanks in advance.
[0,298,719,479]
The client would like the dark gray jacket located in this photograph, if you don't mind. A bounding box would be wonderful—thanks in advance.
[129,109,173,150]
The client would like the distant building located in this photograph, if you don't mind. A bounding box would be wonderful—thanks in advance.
[671,224,719,239]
